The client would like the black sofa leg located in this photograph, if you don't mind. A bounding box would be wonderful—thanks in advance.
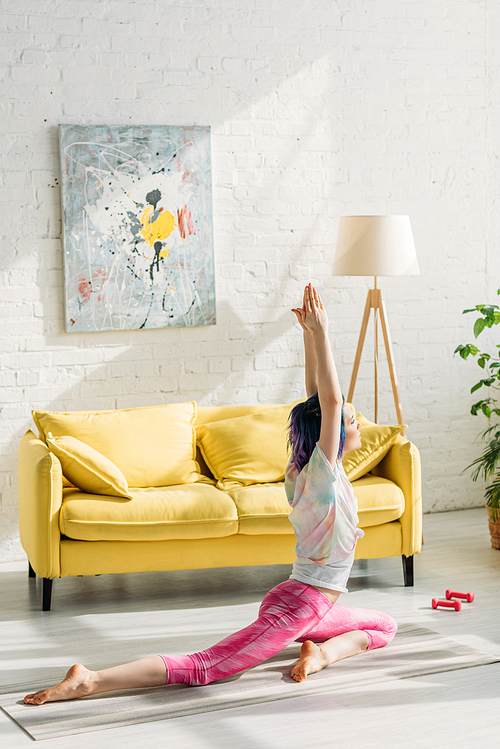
[42,578,53,611]
[28,562,36,579]
[402,555,414,586]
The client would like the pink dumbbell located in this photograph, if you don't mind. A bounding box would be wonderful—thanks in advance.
[432,598,461,611]
[446,589,474,603]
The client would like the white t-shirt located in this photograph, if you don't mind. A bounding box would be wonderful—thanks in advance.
[284,443,365,592]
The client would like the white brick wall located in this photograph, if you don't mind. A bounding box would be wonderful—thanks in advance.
[1,0,498,561]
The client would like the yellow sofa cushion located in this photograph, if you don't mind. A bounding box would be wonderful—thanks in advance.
[196,404,294,490]
[343,418,406,481]
[357,411,374,427]
[59,483,239,542]
[46,434,132,499]
[33,402,199,488]
[352,475,405,527]
[224,483,294,535]
[195,403,294,427]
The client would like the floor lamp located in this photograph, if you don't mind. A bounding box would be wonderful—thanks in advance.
[333,215,419,425]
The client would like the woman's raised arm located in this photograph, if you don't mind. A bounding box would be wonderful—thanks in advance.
[303,331,319,398]
[293,284,343,466]
[292,285,318,398]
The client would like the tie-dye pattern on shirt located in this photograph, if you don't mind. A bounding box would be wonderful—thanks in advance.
[285,442,365,565]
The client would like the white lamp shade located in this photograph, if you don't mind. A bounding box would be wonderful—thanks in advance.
[333,215,419,276]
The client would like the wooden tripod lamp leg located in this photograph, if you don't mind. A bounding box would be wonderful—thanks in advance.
[374,305,379,423]
[347,287,405,428]
[347,289,373,405]
[378,295,405,428]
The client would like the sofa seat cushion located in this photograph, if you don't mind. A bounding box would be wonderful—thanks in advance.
[60,484,239,541]
[224,483,294,535]
[352,475,405,527]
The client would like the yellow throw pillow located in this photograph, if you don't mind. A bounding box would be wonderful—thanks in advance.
[345,402,356,417]
[46,434,132,499]
[196,404,295,490]
[356,411,375,427]
[32,402,199,487]
[343,421,406,481]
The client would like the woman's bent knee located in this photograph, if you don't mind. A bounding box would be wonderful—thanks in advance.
[366,614,397,650]
[386,614,398,641]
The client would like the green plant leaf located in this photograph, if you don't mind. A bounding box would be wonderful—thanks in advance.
[470,378,494,393]
[465,435,500,479]
[485,473,500,521]
[456,293,500,495]
[474,318,486,338]
[480,423,500,440]
[456,344,479,359]
[471,398,498,415]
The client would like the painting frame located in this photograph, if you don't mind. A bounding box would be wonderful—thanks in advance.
[59,124,216,333]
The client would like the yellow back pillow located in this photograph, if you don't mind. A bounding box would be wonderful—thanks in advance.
[33,402,199,488]
[343,413,406,481]
[196,404,295,490]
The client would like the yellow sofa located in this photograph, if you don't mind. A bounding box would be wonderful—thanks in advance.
[18,401,422,610]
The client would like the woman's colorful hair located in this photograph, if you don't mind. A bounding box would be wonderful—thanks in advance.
[287,392,345,473]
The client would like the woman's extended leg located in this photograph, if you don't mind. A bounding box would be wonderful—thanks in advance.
[24,581,333,704]
[291,604,398,682]
[24,657,167,705]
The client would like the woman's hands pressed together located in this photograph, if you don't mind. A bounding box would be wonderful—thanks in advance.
[292,283,328,335]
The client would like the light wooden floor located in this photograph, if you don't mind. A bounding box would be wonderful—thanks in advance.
[1,507,499,748]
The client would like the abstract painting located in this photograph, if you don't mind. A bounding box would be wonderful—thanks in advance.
[59,125,216,332]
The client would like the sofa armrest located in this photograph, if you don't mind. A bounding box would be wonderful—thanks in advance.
[18,430,63,578]
[371,435,422,556]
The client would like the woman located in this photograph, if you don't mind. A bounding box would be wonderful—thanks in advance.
[24,284,396,706]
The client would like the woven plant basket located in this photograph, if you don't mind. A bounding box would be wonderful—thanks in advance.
[487,506,500,550]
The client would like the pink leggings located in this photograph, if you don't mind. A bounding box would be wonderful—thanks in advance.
[160,580,397,686]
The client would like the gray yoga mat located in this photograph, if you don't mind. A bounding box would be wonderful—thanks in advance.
[1,623,499,741]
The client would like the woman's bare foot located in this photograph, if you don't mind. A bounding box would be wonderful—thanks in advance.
[24,664,95,705]
[291,640,329,682]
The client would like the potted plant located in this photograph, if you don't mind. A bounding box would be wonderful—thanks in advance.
[455,291,500,549]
